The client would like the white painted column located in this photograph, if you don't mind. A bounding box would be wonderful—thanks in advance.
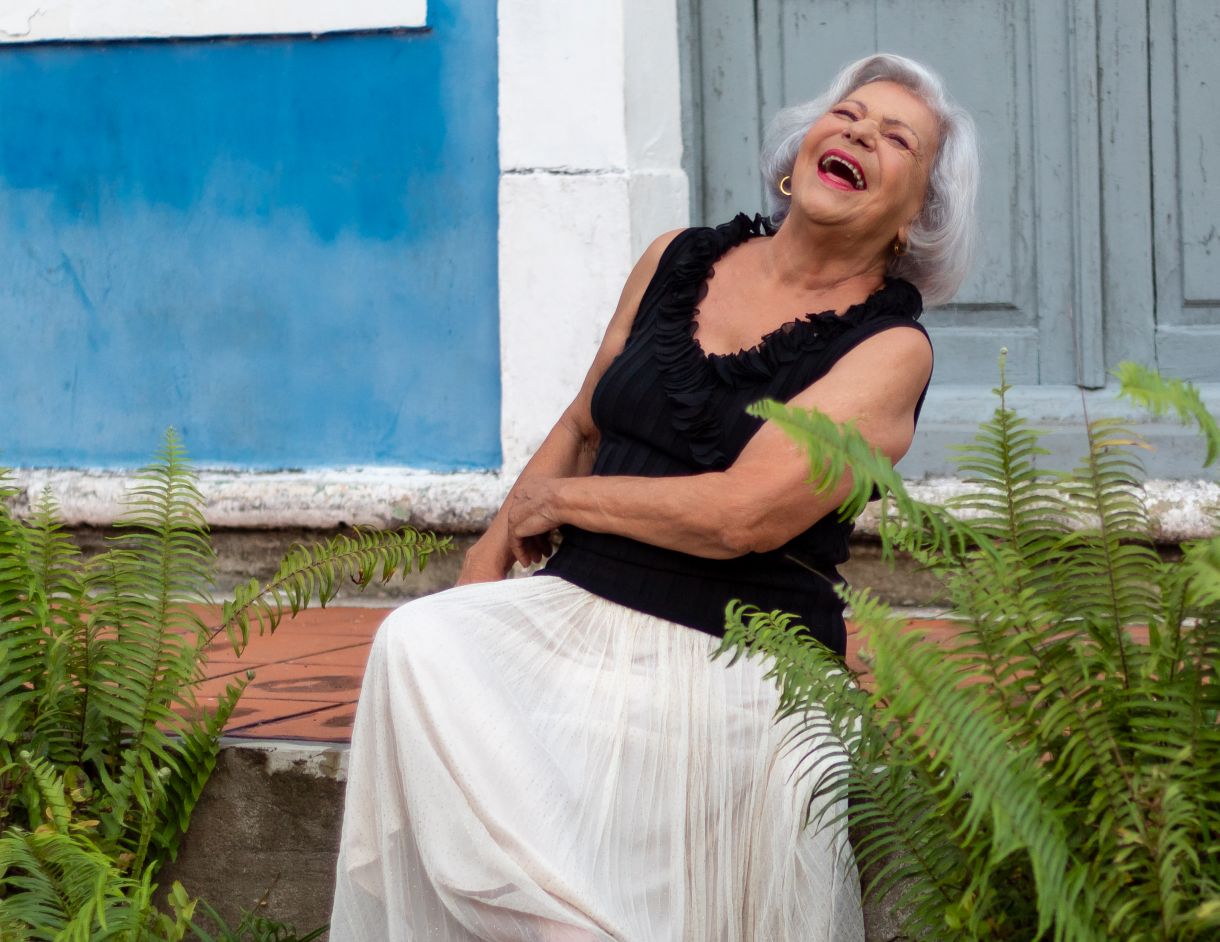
[497,0,690,474]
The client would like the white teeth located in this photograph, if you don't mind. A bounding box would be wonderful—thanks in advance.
[819,153,865,189]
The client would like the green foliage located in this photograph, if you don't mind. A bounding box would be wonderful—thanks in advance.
[0,430,450,939]
[719,358,1220,941]
[187,901,325,942]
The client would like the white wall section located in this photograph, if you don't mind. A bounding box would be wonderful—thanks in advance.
[0,1,426,42]
[497,0,691,473]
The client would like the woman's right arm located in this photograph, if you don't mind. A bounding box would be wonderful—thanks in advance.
[456,228,684,584]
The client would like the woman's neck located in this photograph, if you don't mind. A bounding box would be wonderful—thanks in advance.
[763,212,888,299]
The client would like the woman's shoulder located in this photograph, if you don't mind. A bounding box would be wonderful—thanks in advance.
[869,277,924,321]
[647,213,775,268]
[639,213,773,295]
[640,227,688,274]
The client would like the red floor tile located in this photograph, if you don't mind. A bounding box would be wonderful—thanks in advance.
[200,660,363,702]
[228,702,360,742]
[204,637,364,670]
[192,608,1157,745]
[274,607,391,635]
[217,697,345,732]
[192,608,957,744]
[284,643,375,669]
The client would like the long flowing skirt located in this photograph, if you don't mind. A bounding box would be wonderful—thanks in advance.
[329,575,864,941]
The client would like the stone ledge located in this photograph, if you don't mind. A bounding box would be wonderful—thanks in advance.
[10,467,1215,542]
[853,476,1219,543]
[8,467,510,533]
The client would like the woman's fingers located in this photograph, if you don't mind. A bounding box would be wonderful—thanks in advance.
[505,479,562,567]
[527,532,555,561]
[510,531,555,568]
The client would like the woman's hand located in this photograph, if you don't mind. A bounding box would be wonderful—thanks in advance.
[455,533,516,585]
[506,480,564,568]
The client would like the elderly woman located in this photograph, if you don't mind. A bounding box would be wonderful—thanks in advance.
[330,53,977,941]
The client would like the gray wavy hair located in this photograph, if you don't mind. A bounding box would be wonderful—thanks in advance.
[760,53,979,306]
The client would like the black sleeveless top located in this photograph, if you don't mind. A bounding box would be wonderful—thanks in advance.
[541,213,931,655]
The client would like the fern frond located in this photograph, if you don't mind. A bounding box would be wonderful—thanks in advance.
[717,600,973,937]
[214,526,451,653]
[1056,415,1161,685]
[748,399,979,566]
[76,431,215,864]
[839,579,1106,941]
[1182,536,1220,610]
[0,826,177,941]
[20,490,97,771]
[742,362,1220,939]
[14,751,71,835]
[24,489,85,624]
[946,364,1071,597]
[0,475,44,738]
[1114,361,1220,467]
[0,827,112,937]
[153,673,249,867]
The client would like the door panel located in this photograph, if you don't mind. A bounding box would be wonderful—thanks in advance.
[1151,0,1220,381]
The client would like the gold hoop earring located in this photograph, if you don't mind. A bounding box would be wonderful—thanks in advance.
[778,175,792,197]
[892,238,908,257]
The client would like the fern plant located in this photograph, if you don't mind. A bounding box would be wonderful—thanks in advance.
[718,357,1220,941]
[0,430,450,939]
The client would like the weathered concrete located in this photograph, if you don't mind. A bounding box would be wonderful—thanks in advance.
[165,740,916,940]
[64,526,478,606]
[839,538,951,608]
[9,468,509,534]
[55,524,1198,611]
[159,741,348,938]
[12,468,1215,543]
[851,476,1219,542]
[67,523,945,607]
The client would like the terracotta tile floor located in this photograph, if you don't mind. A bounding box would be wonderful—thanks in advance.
[198,605,958,743]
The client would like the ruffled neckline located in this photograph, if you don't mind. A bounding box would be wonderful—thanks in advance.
[653,212,923,467]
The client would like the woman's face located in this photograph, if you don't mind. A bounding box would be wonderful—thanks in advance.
[788,80,940,254]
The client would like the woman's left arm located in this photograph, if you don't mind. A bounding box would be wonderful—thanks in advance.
[506,326,933,563]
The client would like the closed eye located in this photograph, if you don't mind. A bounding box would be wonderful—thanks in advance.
[886,133,910,150]
[832,108,858,120]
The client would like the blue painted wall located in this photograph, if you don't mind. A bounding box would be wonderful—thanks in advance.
[0,0,500,470]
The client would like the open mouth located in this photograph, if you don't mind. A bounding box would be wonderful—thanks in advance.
[817,150,866,191]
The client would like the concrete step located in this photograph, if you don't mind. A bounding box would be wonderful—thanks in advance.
[67,526,956,609]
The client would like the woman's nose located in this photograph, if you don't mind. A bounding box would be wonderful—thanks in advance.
[843,119,877,149]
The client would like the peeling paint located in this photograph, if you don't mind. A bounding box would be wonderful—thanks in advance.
[0,1,426,43]
[501,166,628,176]
[0,7,39,38]
[222,739,350,782]
[10,467,510,533]
[852,476,1219,542]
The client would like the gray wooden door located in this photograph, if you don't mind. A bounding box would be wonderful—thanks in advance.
[682,0,1220,475]
[1149,0,1220,382]
[688,0,1106,388]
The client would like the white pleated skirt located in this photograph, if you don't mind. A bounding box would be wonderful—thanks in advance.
[329,575,864,942]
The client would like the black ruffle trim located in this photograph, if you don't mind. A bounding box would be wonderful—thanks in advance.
[653,212,923,468]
